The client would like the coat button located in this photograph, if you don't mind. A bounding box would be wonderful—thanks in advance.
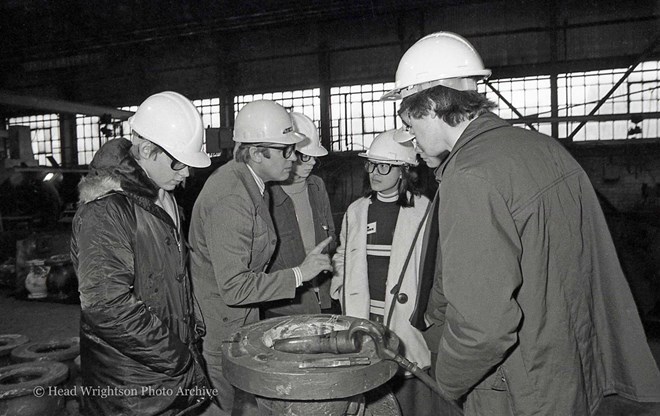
[397,293,408,304]
[271,239,276,245]
[176,274,184,282]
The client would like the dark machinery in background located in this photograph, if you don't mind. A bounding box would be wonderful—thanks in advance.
[0,126,81,302]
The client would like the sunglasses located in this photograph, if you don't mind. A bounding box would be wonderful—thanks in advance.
[253,143,296,159]
[364,161,395,175]
[160,147,187,171]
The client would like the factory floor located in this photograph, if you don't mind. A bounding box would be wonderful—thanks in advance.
[1,288,660,416]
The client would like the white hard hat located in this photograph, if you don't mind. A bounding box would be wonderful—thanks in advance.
[381,32,492,101]
[233,100,306,145]
[129,91,211,168]
[359,129,418,166]
[291,112,328,157]
[392,127,415,143]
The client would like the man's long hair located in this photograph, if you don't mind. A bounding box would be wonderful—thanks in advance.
[398,85,496,127]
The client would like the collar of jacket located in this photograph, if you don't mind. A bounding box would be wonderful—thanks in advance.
[79,137,159,202]
[232,160,268,203]
[231,161,273,231]
[436,112,510,182]
[77,138,177,228]
[270,176,321,207]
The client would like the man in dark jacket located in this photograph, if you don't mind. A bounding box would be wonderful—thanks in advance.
[262,112,339,317]
[382,32,660,415]
[71,91,213,415]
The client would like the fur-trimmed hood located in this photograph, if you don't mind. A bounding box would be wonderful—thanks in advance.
[78,138,159,204]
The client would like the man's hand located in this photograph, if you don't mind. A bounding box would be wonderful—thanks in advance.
[299,237,333,282]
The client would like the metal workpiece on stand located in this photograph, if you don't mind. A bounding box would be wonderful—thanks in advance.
[221,314,400,415]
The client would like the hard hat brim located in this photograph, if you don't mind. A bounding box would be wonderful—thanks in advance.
[168,148,212,168]
[282,131,307,145]
[234,131,306,145]
[392,129,415,143]
[357,152,411,166]
[298,147,328,157]
[380,73,491,101]
[296,136,328,157]
[380,88,401,101]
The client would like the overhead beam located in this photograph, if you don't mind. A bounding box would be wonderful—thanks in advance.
[0,90,134,120]
[508,112,660,124]
[567,34,660,141]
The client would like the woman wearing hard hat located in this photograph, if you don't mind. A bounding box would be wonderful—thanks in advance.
[330,129,434,415]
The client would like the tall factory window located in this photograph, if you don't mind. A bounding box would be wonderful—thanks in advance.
[119,106,139,141]
[76,116,107,165]
[329,83,401,152]
[234,89,321,133]
[480,76,553,135]
[193,98,221,129]
[627,61,660,140]
[193,98,221,150]
[6,114,61,166]
[558,60,660,141]
[77,110,133,165]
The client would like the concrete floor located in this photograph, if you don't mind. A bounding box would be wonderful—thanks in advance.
[1,289,660,416]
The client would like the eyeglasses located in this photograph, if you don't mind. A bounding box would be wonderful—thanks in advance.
[297,152,315,163]
[364,161,395,175]
[253,143,296,159]
[135,134,187,171]
[160,147,187,171]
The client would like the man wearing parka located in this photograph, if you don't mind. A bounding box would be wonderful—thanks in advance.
[70,92,212,416]
[389,32,660,416]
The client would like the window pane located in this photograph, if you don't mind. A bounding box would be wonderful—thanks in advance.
[7,114,61,165]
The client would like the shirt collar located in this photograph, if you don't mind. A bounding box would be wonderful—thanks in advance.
[246,164,266,196]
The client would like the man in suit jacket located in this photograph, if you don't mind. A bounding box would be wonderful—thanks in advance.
[189,100,332,416]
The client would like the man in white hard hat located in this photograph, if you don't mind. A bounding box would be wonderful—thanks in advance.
[188,100,333,416]
[71,91,212,415]
[384,32,660,415]
[262,112,340,317]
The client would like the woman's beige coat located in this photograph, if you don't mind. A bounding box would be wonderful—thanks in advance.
[331,195,431,369]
